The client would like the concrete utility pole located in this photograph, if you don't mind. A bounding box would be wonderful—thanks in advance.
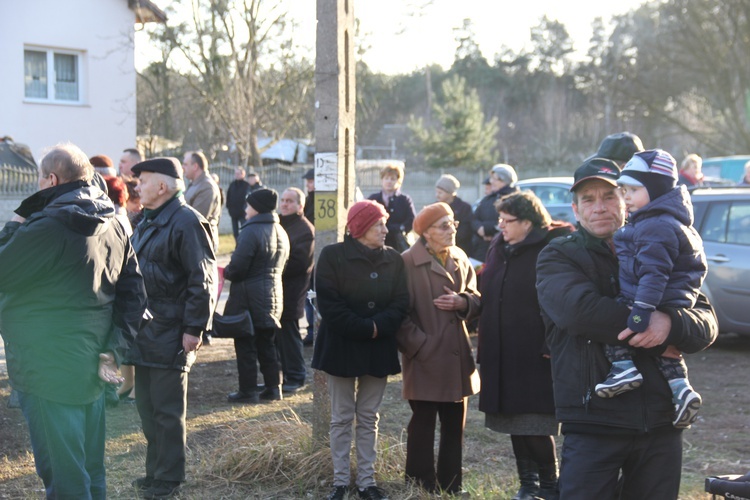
[312,0,356,445]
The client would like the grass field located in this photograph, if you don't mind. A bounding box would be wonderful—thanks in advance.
[1,332,749,498]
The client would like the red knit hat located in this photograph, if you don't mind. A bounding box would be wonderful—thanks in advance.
[413,202,453,236]
[347,200,388,238]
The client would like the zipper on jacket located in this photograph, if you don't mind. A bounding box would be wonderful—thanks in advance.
[583,339,593,410]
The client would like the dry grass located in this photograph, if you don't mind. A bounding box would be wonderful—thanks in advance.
[2,335,749,499]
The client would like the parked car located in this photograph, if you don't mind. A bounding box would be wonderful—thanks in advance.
[691,187,750,336]
[516,177,576,223]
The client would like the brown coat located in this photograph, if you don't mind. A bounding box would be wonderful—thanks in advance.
[397,239,481,402]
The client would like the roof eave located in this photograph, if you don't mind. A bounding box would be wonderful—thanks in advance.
[128,0,167,24]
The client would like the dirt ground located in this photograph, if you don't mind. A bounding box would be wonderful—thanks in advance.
[1,331,749,499]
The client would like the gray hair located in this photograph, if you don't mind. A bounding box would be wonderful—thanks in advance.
[40,143,94,183]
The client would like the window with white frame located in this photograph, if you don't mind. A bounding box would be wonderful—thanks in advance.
[24,47,84,103]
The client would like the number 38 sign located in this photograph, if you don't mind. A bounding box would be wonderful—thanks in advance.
[315,192,338,231]
[313,153,341,231]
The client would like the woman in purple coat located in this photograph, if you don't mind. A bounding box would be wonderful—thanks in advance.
[477,191,573,500]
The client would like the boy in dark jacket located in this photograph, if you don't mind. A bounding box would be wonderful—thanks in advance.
[596,149,708,429]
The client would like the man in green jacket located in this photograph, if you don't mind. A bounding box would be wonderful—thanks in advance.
[0,143,147,499]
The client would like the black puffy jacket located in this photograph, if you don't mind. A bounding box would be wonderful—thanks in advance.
[127,196,217,372]
[536,226,718,433]
[223,212,290,329]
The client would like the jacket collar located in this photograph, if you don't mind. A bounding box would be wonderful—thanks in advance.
[408,238,459,280]
[242,211,279,227]
[342,234,397,264]
[132,196,186,254]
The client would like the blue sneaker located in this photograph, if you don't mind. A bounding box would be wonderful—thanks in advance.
[595,361,643,398]
[672,381,702,428]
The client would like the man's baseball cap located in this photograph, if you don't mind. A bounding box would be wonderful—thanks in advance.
[302,168,314,180]
[592,132,644,163]
[132,157,183,179]
[570,157,622,192]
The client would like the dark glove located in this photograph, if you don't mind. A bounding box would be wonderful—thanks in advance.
[628,305,653,333]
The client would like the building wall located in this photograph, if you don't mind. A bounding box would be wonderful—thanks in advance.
[0,0,137,161]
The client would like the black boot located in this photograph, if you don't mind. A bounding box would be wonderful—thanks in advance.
[537,461,559,500]
[512,459,540,500]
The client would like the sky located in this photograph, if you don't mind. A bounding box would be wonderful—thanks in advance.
[136,0,647,75]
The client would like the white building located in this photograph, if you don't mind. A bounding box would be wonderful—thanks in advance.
[0,0,165,162]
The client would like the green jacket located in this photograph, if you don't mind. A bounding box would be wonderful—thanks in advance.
[0,183,146,405]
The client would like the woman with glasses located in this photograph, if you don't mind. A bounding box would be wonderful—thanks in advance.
[477,191,573,500]
[397,202,481,495]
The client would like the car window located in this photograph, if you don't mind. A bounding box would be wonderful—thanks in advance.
[525,185,572,204]
[699,201,729,243]
[727,202,750,245]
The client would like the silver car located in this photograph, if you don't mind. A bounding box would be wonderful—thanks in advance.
[691,187,750,335]
[515,177,576,223]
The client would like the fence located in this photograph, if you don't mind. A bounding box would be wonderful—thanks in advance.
[1,161,558,227]
[210,162,489,212]
[0,163,37,196]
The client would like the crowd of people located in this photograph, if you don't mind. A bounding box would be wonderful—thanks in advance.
[0,132,729,500]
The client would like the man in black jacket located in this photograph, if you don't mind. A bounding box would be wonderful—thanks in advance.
[536,157,718,499]
[277,187,314,393]
[225,167,250,240]
[0,143,146,499]
[128,157,217,499]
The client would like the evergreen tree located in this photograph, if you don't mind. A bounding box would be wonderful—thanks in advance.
[407,75,498,170]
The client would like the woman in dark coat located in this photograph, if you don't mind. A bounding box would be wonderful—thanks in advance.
[368,162,416,252]
[224,188,290,403]
[471,164,519,261]
[312,200,409,500]
[477,191,573,500]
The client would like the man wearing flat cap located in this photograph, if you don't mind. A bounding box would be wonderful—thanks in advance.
[127,157,217,499]
[535,156,717,498]
[224,188,290,403]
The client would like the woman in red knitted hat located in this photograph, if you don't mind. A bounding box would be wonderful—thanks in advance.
[312,200,410,500]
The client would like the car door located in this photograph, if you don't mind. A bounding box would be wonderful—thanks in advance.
[696,198,750,334]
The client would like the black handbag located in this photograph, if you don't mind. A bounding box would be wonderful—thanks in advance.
[212,310,254,338]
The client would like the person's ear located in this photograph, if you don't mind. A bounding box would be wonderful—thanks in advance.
[49,172,59,187]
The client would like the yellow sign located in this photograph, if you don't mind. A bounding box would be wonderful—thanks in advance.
[315,192,338,231]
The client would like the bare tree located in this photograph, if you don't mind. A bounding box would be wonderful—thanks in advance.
[146,0,313,167]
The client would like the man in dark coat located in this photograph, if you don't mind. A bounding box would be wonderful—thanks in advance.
[225,188,290,403]
[225,166,251,240]
[302,168,316,223]
[471,164,519,261]
[276,187,315,393]
[128,157,217,499]
[434,174,474,256]
[0,143,146,499]
[536,157,718,499]
[301,168,316,345]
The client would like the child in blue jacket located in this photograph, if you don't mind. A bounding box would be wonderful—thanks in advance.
[596,149,708,429]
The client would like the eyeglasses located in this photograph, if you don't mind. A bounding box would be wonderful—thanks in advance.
[431,220,459,231]
[498,217,519,225]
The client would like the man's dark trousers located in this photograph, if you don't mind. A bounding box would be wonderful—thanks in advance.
[231,216,244,241]
[134,366,188,482]
[18,390,107,499]
[559,430,682,499]
[276,318,307,386]
[234,327,281,391]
